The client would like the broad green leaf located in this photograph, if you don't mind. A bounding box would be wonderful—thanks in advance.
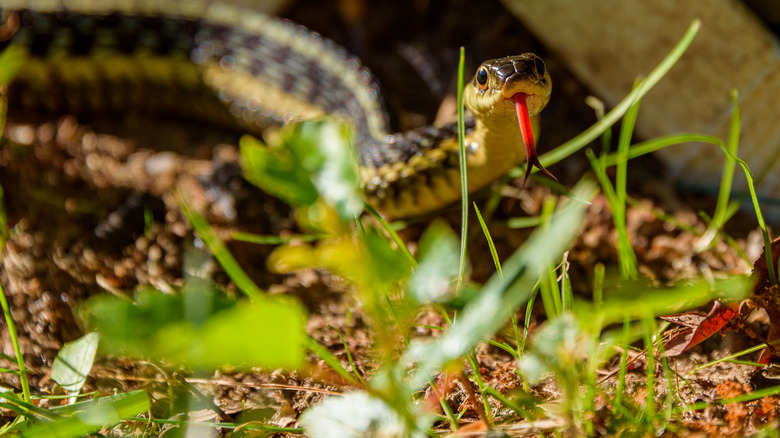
[86,289,306,370]
[284,121,362,220]
[362,231,411,288]
[240,135,319,207]
[240,120,363,221]
[153,298,306,369]
[269,229,410,328]
[51,332,99,395]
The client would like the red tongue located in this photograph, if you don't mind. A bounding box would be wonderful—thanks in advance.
[513,93,557,187]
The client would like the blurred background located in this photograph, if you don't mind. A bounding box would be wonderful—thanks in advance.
[276,0,780,217]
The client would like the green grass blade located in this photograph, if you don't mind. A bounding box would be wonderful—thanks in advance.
[616,80,641,211]
[697,89,741,251]
[612,80,641,279]
[587,149,638,279]
[303,336,360,386]
[329,325,367,386]
[483,385,537,419]
[679,385,780,414]
[231,231,327,245]
[364,203,417,269]
[457,46,469,289]
[642,314,656,424]
[0,282,30,403]
[685,339,780,378]
[0,392,59,421]
[474,203,502,278]
[584,96,612,159]
[24,391,150,438]
[174,187,263,301]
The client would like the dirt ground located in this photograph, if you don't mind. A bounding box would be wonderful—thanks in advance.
[1,0,778,435]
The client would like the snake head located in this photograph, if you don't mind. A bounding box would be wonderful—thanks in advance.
[466,54,552,123]
[466,54,556,185]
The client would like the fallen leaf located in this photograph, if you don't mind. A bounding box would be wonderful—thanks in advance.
[662,301,739,357]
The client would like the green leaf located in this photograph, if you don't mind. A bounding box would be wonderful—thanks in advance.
[240,135,319,207]
[408,220,459,303]
[153,298,306,369]
[300,392,422,438]
[362,230,411,288]
[284,121,363,220]
[240,120,363,221]
[51,332,99,395]
[86,289,307,370]
[22,390,149,438]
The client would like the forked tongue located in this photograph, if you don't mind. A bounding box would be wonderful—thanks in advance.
[513,93,557,187]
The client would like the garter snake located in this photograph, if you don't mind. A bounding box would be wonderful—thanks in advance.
[0,1,553,219]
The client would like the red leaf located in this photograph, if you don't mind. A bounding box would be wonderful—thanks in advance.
[662,301,739,357]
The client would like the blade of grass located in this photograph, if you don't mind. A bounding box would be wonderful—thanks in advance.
[364,203,417,269]
[587,149,638,279]
[613,316,632,411]
[679,385,780,413]
[686,339,780,377]
[474,203,502,278]
[456,46,469,289]
[537,197,563,318]
[584,96,612,159]
[485,339,520,359]
[615,80,640,210]
[593,263,605,306]
[329,325,367,386]
[507,216,543,229]
[465,353,493,425]
[147,418,304,434]
[697,89,741,251]
[483,385,537,419]
[231,231,327,244]
[559,254,572,312]
[0,391,59,421]
[612,79,642,279]
[174,187,262,301]
[303,336,360,387]
[0,283,30,403]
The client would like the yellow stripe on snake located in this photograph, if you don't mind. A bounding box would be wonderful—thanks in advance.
[0,1,553,219]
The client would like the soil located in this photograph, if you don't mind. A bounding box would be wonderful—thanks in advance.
[0,0,777,436]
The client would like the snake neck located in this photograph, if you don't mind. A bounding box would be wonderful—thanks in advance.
[463,115,534,191]
[362,111,538,219]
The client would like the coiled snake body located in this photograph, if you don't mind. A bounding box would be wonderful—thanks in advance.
[1,1,552,218]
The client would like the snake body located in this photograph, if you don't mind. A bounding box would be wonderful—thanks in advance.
[1,1,551,218]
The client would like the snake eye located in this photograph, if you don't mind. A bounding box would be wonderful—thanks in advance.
[475,67,488,90]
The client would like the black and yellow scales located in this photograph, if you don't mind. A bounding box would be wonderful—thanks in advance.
[0,1,553,219]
